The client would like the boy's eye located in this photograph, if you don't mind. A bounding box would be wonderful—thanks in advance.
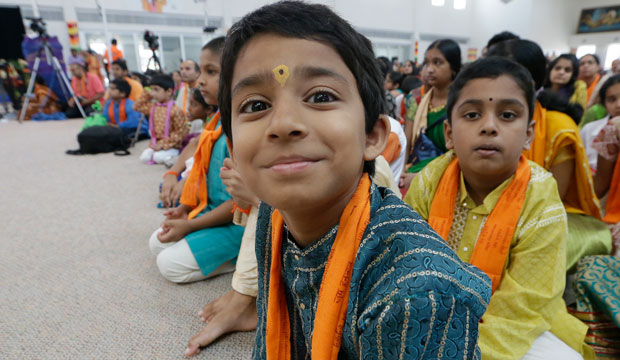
[307,91,336,104]
[500,111,517,120]
[463,111,479,120]
[240,100,270,113]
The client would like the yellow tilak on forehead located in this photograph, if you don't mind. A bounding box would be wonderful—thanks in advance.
[272,64,290,87]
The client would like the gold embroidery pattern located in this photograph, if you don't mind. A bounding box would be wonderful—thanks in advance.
[438,297,456,358]
[420,291,437,358]
[399,298,411,360]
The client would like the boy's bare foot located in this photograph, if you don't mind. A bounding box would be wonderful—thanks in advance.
[185,290,257,357]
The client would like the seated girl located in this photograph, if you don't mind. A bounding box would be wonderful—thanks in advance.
[488,39,612,271]
[400,39,461,188]
[543,54,587,110]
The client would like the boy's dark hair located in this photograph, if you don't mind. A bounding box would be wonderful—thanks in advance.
[426,39,462,79]
[202,36,226,53]
[218,1,386,176]
[112,59,128,72]
[486,31,520,49]
[447,57,535,124]
[543,54,580,105]
[581,53,600,65]
[35,75,46,85]
[387,71,404,88]
[401,75,422,94]
[111,38,117,45]
[192,88,209,107]
[149,74,175,91]
[111,78,131,97]
[131,71,148,87]
[486,39,546,90]
[599,74,620,105]
[537,89,583,124]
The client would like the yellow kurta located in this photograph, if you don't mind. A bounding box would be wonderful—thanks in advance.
[404,151,593,360]
[526,102,611,269]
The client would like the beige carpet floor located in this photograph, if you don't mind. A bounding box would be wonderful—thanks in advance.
[0,119,254,359]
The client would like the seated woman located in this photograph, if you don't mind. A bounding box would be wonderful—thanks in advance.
[18,75,61,120]
[488,39,612,271]
[400,39,461,188]
[544,54,587,110]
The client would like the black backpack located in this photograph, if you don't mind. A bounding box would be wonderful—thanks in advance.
[77,125,131,155]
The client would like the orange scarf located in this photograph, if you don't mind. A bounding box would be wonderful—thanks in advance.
[182,84,189,115]
[586,73,601,103]
[266,174,371,360]
[107,99,127,125]
[523,101,547,166]
[428,156,530,292]
[77,76,87,97]
[604,159,620,224]
[180,112,222,219]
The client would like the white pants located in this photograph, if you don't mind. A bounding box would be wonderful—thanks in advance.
[231,206,259,297]
[149,228,235,283]
[521,331,583,360]
[140,148,179,164]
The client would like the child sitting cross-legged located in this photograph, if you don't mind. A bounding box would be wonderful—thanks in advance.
[216,2,491,359]
[134,74,188,165]
[405,57,594,359]
[104,78,148,138]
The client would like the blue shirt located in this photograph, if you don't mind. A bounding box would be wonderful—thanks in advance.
[104,99,148,135]
[253,183,491,359]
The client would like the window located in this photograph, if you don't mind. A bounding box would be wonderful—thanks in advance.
[454,0,466,10]
[117,34,138,73]
[432,0,445,6]
[576,45,596,59]
[605,44,620,70]
[183,36,203,64]
[161,35,182,72]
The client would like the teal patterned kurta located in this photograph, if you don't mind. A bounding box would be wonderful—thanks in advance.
[253,183,492,359]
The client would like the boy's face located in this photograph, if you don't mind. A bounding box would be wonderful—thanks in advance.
[198,48,221,106]
[111,64,124,79]
[445,75,534,184]
[150,85,172,103]
[384,74,395,91]
[228,33,387,213]
[109,84,124,100]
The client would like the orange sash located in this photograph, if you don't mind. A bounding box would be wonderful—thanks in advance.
[266,174,371,360]
[604,159,620,224]
[428,156,530,292]
[107,99,127,125]
[586,73,601,103]
[180,112,222,219]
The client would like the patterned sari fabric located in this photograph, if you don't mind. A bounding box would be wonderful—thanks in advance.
[570,256,620,358]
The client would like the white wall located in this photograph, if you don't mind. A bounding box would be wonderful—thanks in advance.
[3,0,616,68]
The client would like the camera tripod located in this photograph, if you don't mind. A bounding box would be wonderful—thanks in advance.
[18,36,86,123]
[146,49,162,72]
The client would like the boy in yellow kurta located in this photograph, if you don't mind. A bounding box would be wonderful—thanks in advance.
[405,57,593,359]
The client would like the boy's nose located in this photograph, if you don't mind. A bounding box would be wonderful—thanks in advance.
[267,103,308,141]
[479,116,499,135]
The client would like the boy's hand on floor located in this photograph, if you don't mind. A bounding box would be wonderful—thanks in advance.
[160,174,178,208]
[220,158,259,209]
[158,219,190,243]
[150,143,163,151]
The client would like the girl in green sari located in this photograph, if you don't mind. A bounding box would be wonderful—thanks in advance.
[400,39,461,188]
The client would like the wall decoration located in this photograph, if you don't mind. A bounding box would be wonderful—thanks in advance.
[66,21,80,49]
[142,0,166,13]
[578,6,620,34]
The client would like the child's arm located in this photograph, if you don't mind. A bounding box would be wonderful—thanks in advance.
[133,91,154,115]
[160,137,199,208]
[157,200,234,243]
[118,99,141,129]
[157,107,188,150]
[595,156,617,198]
[220,158,260,209]
[593,118,620,197]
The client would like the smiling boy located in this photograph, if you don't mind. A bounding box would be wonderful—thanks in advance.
[217,2,491,359]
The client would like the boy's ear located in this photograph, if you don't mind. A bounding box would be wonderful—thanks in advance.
[523,120,535,151]
[363,115,390,162]
[444,120,454,150]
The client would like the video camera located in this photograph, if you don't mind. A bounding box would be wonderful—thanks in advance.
[27,17,48,37]
[143,30,159,51]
